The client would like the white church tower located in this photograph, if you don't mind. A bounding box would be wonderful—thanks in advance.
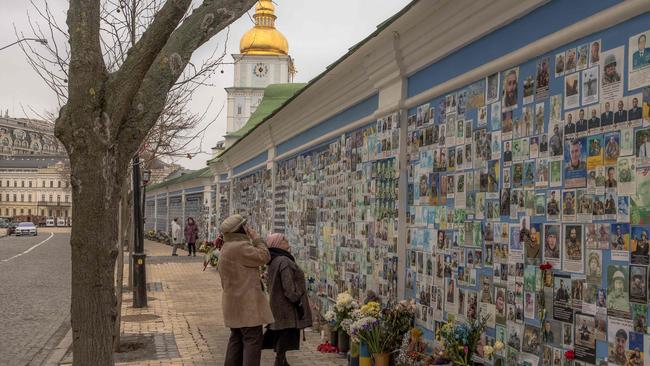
[224,0,295,145]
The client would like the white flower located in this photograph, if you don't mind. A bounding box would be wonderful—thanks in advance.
[324,310,335,322]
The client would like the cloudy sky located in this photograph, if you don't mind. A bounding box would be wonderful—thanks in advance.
[0,0,411,169]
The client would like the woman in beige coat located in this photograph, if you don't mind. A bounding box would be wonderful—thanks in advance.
[219,215,274,366]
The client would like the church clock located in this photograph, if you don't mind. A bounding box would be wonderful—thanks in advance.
[253,62,269,78]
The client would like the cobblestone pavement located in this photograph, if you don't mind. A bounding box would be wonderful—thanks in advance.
[0,232,71,366]
[116,240,347,366]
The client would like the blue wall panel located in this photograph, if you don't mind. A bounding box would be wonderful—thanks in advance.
[407,0,622,98]
[233,151,268,175]
[276,94,379,156]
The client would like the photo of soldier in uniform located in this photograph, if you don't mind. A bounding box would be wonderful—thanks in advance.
[631,225,650,265]
[563,224,584,273]
[606,265,630,318]
[629,265,647,303]
[502,67,519,111]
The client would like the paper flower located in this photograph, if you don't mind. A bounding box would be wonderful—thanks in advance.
[494,341,504,351]
[564,349,576,360]
[539,262,553,270]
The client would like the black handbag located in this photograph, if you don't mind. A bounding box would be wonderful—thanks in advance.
[262,325,276,349]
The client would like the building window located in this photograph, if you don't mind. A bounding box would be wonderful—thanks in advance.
[13,194,16,202]
[49,195,53,202]
[58,181,61,188]
[40,209,44,216]
[65,195,69,203]
[50,181,53,188]
[48,209,52,216]
[0,180,2,187]
[28,209,31,215]
[13,209,16,216]
[5,194,8,201]
[20,209,24,214]
[57,195,61,203]
[28,194,32,202]
[65,210,68,217]
[20,194,24,202]
[42,181,45,187]
[5,208,8,216]
[29,181,32,188]
[21,181,24,187]
[14,181,17,187]
[41,194,45,201]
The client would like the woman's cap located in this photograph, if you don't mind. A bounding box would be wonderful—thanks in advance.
[220,214,246,233]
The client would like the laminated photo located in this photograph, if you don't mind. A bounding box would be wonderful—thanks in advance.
[581,66,599,105]
[536,57,550,100]
[543,224,561,268]
[574,313,596,364]
[564,72,580,109]
[631,167,650,225]
[617,156,635,195]
[566,48,577,73]
[586,249,602,284]
[555,51,565,77]
[586,134,603,169]
[576,43,589,71]
[630,225,650,265]
[606,265,630,319]
[563,224,584,273]
[610,223,630,261]
[629,264,647,302]
[553,274,573,322]
[629,93,643,126]
[589,40,601,67]
[502,67,519,112]
[603,131,620,165]
[607,317,632,365]
[523,74,535,105]
[601,46,624,100]
[587,104,601,134]
[628,30,650,90]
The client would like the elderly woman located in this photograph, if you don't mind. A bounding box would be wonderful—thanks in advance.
[264,233,312,366]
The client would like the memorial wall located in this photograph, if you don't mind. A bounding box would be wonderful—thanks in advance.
[216,3,650,365]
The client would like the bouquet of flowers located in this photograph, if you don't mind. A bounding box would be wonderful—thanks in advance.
[332,292,359,331]
[435,315,490,366]
[349,301,415,355]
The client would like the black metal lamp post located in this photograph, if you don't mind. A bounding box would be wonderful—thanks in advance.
[132,156,147,308]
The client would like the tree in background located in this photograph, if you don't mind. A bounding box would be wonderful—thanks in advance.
[17,0,256,364]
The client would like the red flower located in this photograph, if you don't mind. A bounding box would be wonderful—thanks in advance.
[539,262,553,270]
[564,349,575,360]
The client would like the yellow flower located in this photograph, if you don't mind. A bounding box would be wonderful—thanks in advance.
[494,341,504,351]
[483,345,494,357]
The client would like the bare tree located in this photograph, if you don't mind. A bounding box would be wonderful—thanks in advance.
[17,0,257,364]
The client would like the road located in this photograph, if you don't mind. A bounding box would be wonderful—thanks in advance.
[0,231,71,366]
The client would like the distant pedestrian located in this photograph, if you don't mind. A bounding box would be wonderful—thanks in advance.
[171,218,182,256]
[219,215,273,366]
[263,233,312,366]
[184,217,198,256]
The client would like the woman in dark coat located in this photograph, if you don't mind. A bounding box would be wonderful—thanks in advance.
[265,233,312,366]
[184,217,198,256]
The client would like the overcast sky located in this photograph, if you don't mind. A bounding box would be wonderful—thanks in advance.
[0,0,411,169]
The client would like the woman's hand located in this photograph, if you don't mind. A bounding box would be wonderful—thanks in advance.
[244,224,258,240]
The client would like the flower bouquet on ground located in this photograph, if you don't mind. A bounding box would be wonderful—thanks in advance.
[349,301,416,365]
[435,314,490,366]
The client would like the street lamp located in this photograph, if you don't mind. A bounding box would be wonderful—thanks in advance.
[0,38,48,52]
[132,156,147,308]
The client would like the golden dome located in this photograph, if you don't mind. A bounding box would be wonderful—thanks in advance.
[240,0,288,56]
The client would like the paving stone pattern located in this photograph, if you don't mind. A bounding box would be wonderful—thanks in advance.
[116,240,347,366]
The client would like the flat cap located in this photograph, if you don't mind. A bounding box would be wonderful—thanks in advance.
[220,214,246,234]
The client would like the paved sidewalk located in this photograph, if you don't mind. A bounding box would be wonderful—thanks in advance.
[116,240,347,366]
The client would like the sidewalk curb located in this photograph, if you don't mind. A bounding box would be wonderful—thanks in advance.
[43,327,72,366]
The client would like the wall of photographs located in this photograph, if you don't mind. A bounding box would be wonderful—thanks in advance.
[231,168,273,237]
[273,114,400,309]
[405,17,650,366]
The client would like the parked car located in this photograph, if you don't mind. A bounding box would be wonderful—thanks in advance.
[15,222,38,236]
[6,223,17,236]
[46,218,55,227]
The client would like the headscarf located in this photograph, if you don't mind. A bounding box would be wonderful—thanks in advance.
[266,233,285,249]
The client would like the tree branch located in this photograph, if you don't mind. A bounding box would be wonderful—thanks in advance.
[116,0,256,161]
[105,0,192,128]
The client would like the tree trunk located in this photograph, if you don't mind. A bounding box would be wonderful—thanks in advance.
[69,159,121,365]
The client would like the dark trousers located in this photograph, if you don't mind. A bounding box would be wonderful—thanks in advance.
[187,242,196,255]
[224,326,263,366]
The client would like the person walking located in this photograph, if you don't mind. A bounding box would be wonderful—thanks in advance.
[264,233,312,366]
[171,217,182,256]
[219,215,274,366]
[184,217,198,256]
